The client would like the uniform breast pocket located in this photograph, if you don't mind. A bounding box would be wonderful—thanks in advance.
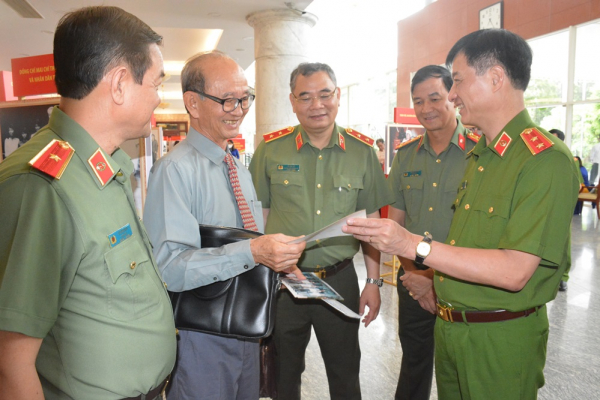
[271,172,305,213]
[104,239,160,321]
[333,175,364,215]
[472,197,511,248]
[399,176,424,215]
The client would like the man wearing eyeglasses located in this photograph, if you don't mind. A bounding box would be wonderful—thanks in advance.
[249,62,393,400]
[143,51,306,400]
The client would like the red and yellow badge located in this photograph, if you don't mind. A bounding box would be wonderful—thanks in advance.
[29,139,75,179]
[493,132,512,157]
[346,128,374,146]
[295,132,304,151]
[520,128,553,155]
[467,131,481,143]
[394,135,421,151]
[88,148,115,186]
[263,126,294,143]
[338,132,346,151]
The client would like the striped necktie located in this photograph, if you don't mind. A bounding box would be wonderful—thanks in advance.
[224,153,258,231]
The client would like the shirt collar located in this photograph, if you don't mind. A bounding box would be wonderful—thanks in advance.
[482,109,533,159]
[48,107,133,189]
[420,119,467,154]
[296,124,345,152]
[186,126,228,165]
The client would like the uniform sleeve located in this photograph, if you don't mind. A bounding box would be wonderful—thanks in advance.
[498,150,579,266]
[0,174,82,337]
[387,149,405,211]
[143,159,255,292]
[356,144,394,214]
[248,141,271,208]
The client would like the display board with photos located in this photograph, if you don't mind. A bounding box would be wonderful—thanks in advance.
[384,123,426,174]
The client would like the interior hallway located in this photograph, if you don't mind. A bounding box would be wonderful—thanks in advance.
[299,204,600,399]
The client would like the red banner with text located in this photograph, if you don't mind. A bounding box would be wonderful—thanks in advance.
[11,54,57,97]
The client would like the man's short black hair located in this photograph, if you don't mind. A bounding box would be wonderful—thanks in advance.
[54,6,162,100]
[376,138,384,145]
[549,129,565,141]
[445,29,532,91]
[290,63,337,92]
[411,65,453,94]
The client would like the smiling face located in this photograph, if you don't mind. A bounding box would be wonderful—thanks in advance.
[193,58,250,148]
[290,71,340,136]
[412,76,456,134]
[448,52,492,128]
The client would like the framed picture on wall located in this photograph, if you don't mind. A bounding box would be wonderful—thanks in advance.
[0,98,59,162]
[385,124,426,173]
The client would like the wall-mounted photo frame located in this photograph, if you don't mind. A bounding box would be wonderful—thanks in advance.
[385,123,426,174]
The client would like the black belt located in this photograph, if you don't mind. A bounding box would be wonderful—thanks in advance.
[122,376,169,400]
[300,258,352,279]
[436,303,539,323]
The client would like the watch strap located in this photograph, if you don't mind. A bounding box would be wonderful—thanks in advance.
[366,278,383,287]
[415,234,433,264]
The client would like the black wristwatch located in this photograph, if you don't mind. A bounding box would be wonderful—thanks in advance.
[415,234,433,264]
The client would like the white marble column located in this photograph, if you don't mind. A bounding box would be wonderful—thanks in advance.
[247,9,317,149]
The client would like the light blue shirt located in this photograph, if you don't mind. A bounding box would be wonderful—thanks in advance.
[143,128,263,291]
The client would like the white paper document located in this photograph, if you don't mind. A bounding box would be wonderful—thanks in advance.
[322,299,361,320]
[288,209,367,244]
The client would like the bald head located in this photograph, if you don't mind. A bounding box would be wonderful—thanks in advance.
[181,50,243,94]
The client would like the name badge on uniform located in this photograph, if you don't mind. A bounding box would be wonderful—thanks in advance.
[277,164,300,172]
[403,170,422,178]
[108,224,133,248]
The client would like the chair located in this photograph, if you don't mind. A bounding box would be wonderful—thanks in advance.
[578,185,600,219]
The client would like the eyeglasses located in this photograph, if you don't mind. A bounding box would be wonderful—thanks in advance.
[292,88,338,105]
[194,90,255,112]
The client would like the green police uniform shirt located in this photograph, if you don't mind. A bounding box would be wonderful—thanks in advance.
[435,110,579,311]
[388,119,477,242]
[249,124,393,268]
[0,108,176,399]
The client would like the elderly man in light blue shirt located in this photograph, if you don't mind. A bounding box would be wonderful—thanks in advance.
[143,51,305,400]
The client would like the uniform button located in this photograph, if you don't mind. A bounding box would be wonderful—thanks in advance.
[489,207,494,213]
[213,277,218,281]
[424,231,429,236]
[436,159,441,163]
[130,261,136,269]
[478,166,484,172]
[318,155,323,160]
[433,182,437,187]
[406,185,411,189]
[244,265,249,269]
[428,207,433,211]
[465,204,470,210]
[317,183,322,188]
[163,282,168,288]
[316,239,320,244]
[316,210,321,215]
[439,276,444,282]
[284,180,289,185]
[347,184,352,188]
[450,240,455,245]
[117,172,123,177]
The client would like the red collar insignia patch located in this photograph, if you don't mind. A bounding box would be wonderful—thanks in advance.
[493,132,512,157]
[458,133,466,151]
[520,128,553,155]
[29,139,75,179]
[295,132,304,151]
[88,148,115,186]
[338,132,346,151]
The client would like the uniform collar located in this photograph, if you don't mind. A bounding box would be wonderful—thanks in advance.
[48,107,133,189]
[420,119,467,154]
[473,109,533,159]
[186,127,228,165]
[295,124,345,152]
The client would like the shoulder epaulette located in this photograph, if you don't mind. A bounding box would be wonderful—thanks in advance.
[467,132,481,143]
[28,139,74,179]
[345,128,374,146]
[520,128,553,155]
[394,135,421,150]
[263,127,294,143]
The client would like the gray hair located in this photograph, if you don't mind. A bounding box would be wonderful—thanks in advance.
[290,62,337,92]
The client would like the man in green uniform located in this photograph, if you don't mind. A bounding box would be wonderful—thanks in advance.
[389,65,478,400]
[343,29,579,399]
[0,7,176,400]
[249,62,393,400]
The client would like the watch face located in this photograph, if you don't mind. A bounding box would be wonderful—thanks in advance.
[479,2,503,30]
[416,241,431,256]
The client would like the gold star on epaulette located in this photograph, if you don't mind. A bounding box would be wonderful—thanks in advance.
[263,127,295,143]
[520,128,553,155]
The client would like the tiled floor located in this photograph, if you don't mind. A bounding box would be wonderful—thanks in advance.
[298,204,600,399]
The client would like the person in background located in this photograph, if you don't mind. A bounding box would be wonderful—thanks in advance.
[376,138,385,168]
[343,29,579,399]
[143,50,305,400]
[574,155,590,215]
[228,138,241,159]
[388,65,478,400]
[0,6,176,399]
[588,136,600,185]
[249,62,393,400]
